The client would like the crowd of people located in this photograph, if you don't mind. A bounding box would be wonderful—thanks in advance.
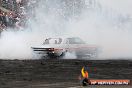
[0,12,17,30]
[0,0,30,32]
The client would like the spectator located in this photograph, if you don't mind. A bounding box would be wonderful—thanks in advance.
[0,21,6,32]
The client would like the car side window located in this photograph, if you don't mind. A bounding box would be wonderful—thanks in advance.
[66,39,69,44]
[63,39,68,44]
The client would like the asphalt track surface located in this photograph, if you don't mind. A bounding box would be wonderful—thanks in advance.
[0,59,132,88]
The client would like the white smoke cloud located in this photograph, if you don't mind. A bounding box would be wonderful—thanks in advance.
[0,31,31,59]
[98,0,132,15]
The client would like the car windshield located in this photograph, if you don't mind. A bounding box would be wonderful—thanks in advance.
[68,37,85,44]
[43,38,62,44]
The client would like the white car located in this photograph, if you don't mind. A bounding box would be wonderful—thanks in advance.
[31,37,98,59]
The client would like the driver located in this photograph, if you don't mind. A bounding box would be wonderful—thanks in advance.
[44,39,49,44]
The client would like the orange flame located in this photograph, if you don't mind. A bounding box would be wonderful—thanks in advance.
[81,67,89,78]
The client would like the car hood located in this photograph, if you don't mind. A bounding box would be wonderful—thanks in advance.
[31,44,63,49]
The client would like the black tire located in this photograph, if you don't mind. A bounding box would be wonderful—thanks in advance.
[60,52,65,56]
[82,78,91,86]
[48,52,65,59]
